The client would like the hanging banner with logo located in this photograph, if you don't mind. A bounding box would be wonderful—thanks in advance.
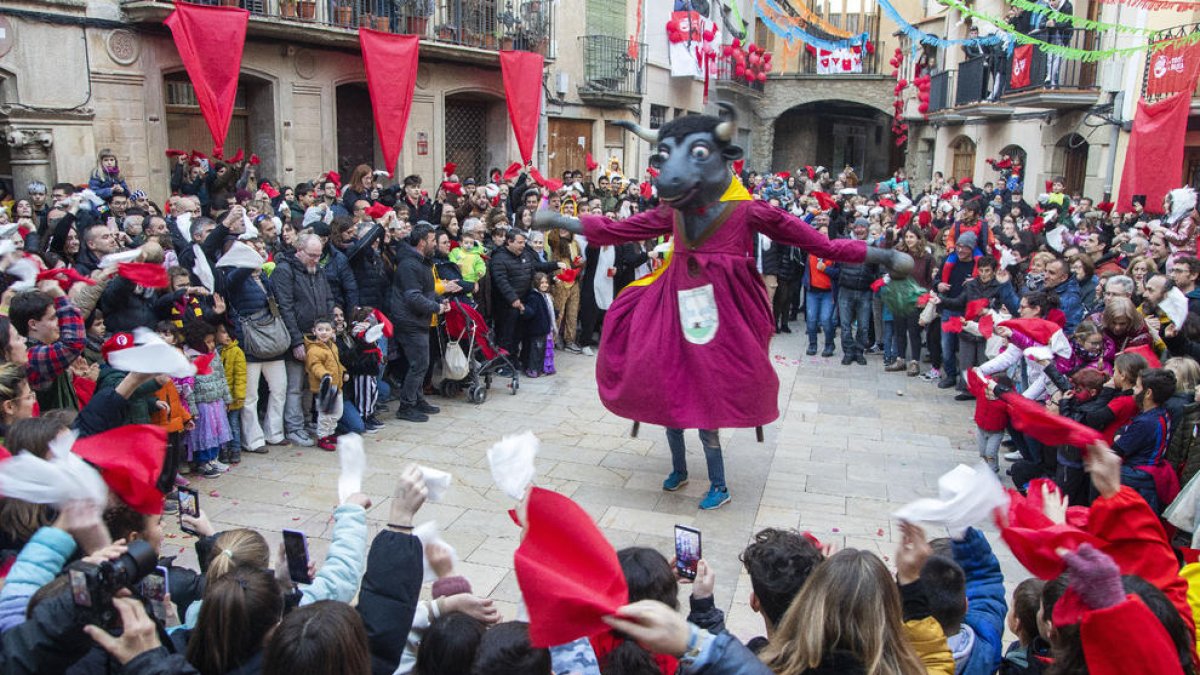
[668,11,720,78]
[804,46,863,74]
[1010,45,1033,88]
[1146,42,1200,97]
[1118,92,1190,214]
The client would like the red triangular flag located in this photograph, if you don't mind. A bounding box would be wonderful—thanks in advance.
[811,191,837,211]
[359,31,420,178]
[36,268,96,293]
[556,268,579,284]
[164,3,248,156]
[228,148,244,164]
[997,485,1106,580]
[943,316,964,333]
[585,153,599,172]
[966,298,989,321]
[640,182,653,200]
[73,425,169,515]
[1001,391,1104,450]
[979,313,995,339]
[503,161,523,181]
[365,202,391,220]
[118,262,170,289]
[870,277,887,293]
[441,181,463,196]
[514,488,627,647]
[732,159,745,175]
[443,161,457,177]
[999,318,1060,346]
[529,168,562,194]
[194,353,217,377]
[165,148,188,158]
[212,147,225,161]
[500,51,545,164]
[249,153,260,166]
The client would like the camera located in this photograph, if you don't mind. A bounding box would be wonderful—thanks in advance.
[66,539,158,627]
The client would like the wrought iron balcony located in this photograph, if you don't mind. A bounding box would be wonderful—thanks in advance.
[715,56,765,95]
[1143,22,1200,103]
[120,0,554,62]
[576,35,647,108]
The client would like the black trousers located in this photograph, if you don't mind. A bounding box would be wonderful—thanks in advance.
[395,328,430,407]
[494,304,521,357]
[894,313,923,363]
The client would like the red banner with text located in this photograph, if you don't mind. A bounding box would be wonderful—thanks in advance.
[1010,45,1033,89]
[1146,42,1200,98]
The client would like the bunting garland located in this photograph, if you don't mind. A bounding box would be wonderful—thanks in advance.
[1003,0,1158,35]
[755,0,871,50]
[1095,0,1200,11]
[875,0,1003,49]
[775,0,856,39]
[942,0,1200,61]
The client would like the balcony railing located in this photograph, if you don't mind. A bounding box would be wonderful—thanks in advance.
[577,35,647,106]
[1005,28,1098,95]
[955,54,989,106]
[715,56,765,94]
[1143,22,1200,103]
[130,0,553,56]
[928,69,953,112]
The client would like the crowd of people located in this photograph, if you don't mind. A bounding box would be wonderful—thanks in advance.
[0,143,1197,674]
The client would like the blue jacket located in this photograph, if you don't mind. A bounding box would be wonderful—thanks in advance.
[0,527,76,633]
[951,528,1007,675]
[1048,277,1084,333]
[87,173,130,201]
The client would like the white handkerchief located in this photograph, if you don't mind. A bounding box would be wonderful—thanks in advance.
[487,431,539,500]
[1161,287,1189,330]
[891,463,1009,539]
[418,466,452,503]
[216,241,266,269]
[99,249,142,269]
[337,434,366,505]
[107,328,197,378]
[414,520,459,584]
[0,450,108,509]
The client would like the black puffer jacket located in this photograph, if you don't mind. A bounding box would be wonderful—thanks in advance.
[100,276,160,333]
[832,247,878,292]
[337,225,387,312]
[320,244,359,312]
[490,245,559,306]
[387,244,441,332]
[272,251,336,348]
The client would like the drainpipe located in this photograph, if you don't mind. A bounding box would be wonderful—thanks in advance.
[1103,90,1123,201]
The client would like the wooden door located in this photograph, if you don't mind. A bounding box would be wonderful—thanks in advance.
[548,118,594,182]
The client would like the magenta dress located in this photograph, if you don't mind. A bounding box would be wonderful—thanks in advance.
[581,199,867,429]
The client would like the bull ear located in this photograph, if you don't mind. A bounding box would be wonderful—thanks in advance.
[722,145,744,161]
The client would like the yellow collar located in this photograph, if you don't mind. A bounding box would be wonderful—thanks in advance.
[720,176,752,202]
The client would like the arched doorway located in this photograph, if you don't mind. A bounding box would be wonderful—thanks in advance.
[771,101,894,184]
[336,83,375,177]
[997,143,1026,188]
[164,71,277,178]
[949,136,976,184]
[1053,134,1089,196]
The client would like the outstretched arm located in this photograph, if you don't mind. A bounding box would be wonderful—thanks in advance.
[533,207,673,246]
[751,202,913,278]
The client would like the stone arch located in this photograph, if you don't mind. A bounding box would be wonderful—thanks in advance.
[948,135,976,182]
[1051,133,1089,196]
[161,67,280,178]
[770,100,896,184]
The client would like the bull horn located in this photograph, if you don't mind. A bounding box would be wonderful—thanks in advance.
[715,101,737,143]
[613,120,658,144]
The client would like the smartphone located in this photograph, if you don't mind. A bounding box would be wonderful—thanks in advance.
[674,525,702,581]
[282,529,312,584]
[178,487,200,536]
[141,566,169,621]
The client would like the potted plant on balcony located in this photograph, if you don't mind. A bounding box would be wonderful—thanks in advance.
[400,0,435,35]
[298,0,317,19]
[436,23,457,41]
[279,0,298,17]
[333,0,355,26]
[219,0,240,6]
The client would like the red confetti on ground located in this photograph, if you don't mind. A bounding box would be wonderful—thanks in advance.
[179,547,186,555]
[294,452,303,457]
[876,528,885,536]
[292,517,301,521]
[208,491,220,498]
[831,527,840,532]
[883,555,890,561]
[282,491,291,497]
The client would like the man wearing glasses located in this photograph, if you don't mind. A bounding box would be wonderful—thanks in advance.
[1169,257,1200,314]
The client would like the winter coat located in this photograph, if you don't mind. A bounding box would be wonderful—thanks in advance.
[337,333,383,377]
[830,249,877,291]
[1047,277,1084,333]
[100,276,161,334]
[615,242,651,291]
[187,350,231,405]
[150,380,192,433]
[336,224,387,311]
[304,336,345,393]
[87,172,130,201]
[95,365,161,425]
[489,245,560,305]
[0,589,96,674]
[0,527,77,632]
[448,242,488,284]
[387,244,442,333]
[950,528,1008,675]
[219,341,247,409]
[272,252,336,348]
[520,288,553,337]
[356,530,423,675]
[321,244,359,312]
[941,277,1021,341]
[433,253,475,302]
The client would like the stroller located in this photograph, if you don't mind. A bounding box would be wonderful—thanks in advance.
[436,300,520,404]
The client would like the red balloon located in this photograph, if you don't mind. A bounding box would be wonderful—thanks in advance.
[669,30,684,43]
[722,45,732,56]
[735,65,746,77]
[763,61,772,72]
[732,37,741,48]
[757,71,767,82]
[764,52,773,62]
[749,53,760,66]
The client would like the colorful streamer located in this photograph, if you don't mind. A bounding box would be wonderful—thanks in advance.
[942,0,1200,61]
[1095,0,1200,12]
[874,0,1002,49]
[777,0,856,39]
[755,0,872,50]
[1003,0,1157,35]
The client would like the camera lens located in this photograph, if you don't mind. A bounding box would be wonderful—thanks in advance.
[107,540,158,588]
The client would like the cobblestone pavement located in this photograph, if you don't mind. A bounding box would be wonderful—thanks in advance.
[166,330,1027,639]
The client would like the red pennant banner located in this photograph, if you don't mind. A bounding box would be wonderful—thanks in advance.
[1118,93,1190,214]
[500,51,545,164]
[163,3,249,157]
[359,30,420,178]
[1146,42,1200,98]
[1009,45,1033,89]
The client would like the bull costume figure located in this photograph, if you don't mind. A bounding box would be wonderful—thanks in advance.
[534,105,913,509]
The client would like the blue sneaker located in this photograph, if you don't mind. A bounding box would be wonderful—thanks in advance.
[662,471,689,491]
[699,486,731,510]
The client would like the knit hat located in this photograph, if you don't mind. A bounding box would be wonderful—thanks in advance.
[956,231,978,249]
[853,217,870,229]
[431,575,472,599]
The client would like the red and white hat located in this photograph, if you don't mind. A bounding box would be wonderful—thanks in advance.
[100,332,136,362]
